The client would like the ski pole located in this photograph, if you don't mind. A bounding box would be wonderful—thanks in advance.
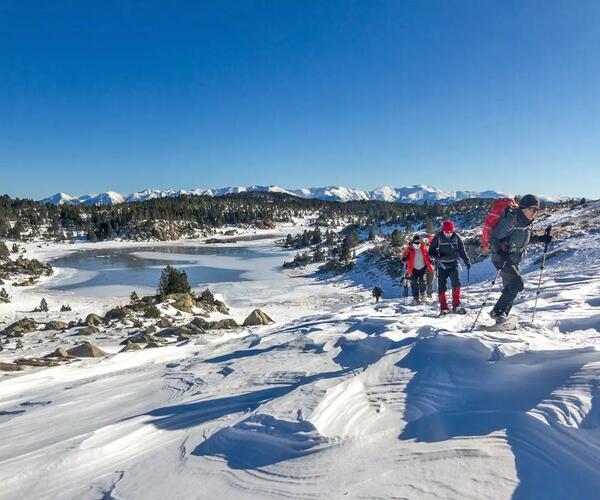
[531,225,552,322]
[470,268,502,332]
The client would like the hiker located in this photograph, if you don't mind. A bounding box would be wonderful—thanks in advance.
[424,234,436,298]
[372,285,383,303]
[402,235,433,304]
[488,194,552,322]
[428,220,471,314]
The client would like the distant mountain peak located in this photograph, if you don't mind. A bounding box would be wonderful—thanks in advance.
[39,185,566,206]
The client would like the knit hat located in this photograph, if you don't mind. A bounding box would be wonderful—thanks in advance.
[441,220,455,233]
[519,194,540,209]
[412,234,421,243]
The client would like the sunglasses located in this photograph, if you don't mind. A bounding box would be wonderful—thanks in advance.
[528,206,540,213]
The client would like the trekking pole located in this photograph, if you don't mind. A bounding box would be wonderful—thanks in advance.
[531,225,552,323]
[469,268,502,332]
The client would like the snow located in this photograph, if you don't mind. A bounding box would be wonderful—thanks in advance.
[1,206,600,499]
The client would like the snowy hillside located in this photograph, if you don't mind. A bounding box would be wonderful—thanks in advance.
[1,202,599,499]
[38,184,570,206]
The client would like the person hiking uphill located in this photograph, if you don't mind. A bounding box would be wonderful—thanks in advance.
[372,285,383,303]
[402,235,433,304]
[428,220,471,315]
[488,194,552,323]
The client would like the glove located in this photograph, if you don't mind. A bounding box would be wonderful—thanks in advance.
[537,233,553,245]
[466,262,471,270]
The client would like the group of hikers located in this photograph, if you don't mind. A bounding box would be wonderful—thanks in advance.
[371,194,553,325]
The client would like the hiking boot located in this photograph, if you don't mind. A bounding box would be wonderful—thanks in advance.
[453,306,467,315]
[439,309,449,316]
[489,309,508,323]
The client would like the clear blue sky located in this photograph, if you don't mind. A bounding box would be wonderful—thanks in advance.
[1,1,599,199]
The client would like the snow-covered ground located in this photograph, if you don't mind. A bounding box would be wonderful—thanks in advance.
[1,206,600,499]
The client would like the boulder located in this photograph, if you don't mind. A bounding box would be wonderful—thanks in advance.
[85,313,103,326]
[67,342,107,358]
[167,293,195,313]
[214,299,230,315]
[44,320,69,331]
[120,333,160,345]
[209,318,239,330]
[2,318,37,337]
[103,307,129,323]
[46,347,72,359]
[0,362,22,372]
[74,326,99,336]
[243,309,274,326]
[144,342,161,349]
[145,325,158,334]
[15,358,59,367]
[120,341,141,352]
[156,317,173,328]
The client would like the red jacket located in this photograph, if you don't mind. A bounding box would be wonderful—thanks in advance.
[403,243,433,275]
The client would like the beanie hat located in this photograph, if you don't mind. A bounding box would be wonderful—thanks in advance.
[441,220,455,233]
[412,235,421,243]
[519,194,540,209]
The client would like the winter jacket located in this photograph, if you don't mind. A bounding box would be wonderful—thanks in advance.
[402,244,433,276]
[490,207,539,264]
[428,231,470,268]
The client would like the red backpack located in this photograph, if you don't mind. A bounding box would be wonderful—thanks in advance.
[481,198,519,252]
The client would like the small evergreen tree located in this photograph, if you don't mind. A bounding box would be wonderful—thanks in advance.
[157,265,191,299]
[130,291,140,303]
[0,241,9,260]
[36,298,49,312]
[368,226,376,241]
[285,234,294,247]
[391,229,405,247]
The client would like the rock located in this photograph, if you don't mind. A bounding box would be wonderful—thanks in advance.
[187,317,237,330]
[67,342,107,358]
[156,317,173,328]
[46,347,72,359]
[0,362,22,372]
[15,358,59,367]
[2,318,37,337]
[103,307,129,323]
[166,293,195,313]
[144,342,161,349]
[120,332,160,345]
[120,341,141,352]
[214,299,230,315]
[85,313,103,326]
[145,325,158,334]
[44,320,69,331]
[74,326,99,336]
[243,309,274,326]
[218,366,235,377]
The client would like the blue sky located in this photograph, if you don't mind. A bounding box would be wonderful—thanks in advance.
[1,1,599,199]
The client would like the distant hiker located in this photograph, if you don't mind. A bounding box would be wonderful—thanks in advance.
[428,220,471,314]
[488,194,552,323]
[402,235,433,304]
[424,234,436,298]
[372,285,383,303]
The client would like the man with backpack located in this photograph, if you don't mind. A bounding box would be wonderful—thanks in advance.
[428,220,471,315]
[486,194,552,323]
[402,235,434,304]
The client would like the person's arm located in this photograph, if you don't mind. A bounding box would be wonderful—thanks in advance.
[457,235,471,267]
[428,235,440,259]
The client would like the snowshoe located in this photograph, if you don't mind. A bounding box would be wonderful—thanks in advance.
[439,309,449,317]
[453,306,467,315]
[485,315,518,332]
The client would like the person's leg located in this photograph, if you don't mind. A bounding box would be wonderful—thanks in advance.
[492,263,524,316]
[426,271,434,297]
[410,274,420,299]
[417,268,427,297]
[449,266,462,308]
[438,267,449,311]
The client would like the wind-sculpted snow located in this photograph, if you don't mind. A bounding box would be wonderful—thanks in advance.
[1,219,600,498]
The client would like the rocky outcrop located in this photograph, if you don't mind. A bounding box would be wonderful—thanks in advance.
[120,340,141,352]
[74,326,99,336]
[85,313,103,326]
[189,317,239,330]
[166,293,195,313]
[44,320,69,331]
[67,342,107,358]
[2,318,37,337]
[0,362,22,372]
[243,309,274,326]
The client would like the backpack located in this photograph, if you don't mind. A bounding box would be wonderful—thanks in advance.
[481,198,519,252]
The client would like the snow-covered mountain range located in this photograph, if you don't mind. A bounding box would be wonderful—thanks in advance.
[39,185,566,206]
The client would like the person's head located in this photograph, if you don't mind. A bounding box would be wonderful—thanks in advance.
[441,220,455,238]
[519,194,541,221]
[412,235,421,247]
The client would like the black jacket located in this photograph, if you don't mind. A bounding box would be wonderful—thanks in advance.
[428,232,470,267]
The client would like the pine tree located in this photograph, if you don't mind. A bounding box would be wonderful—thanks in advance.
[391,229,405,247]
[368,226,377,241]
[157,265,191,299]
[130,291,140,303]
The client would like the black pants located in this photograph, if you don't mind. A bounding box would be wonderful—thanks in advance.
[411,267,427,298]
[438,265,460,292]
[492,256,524,315]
